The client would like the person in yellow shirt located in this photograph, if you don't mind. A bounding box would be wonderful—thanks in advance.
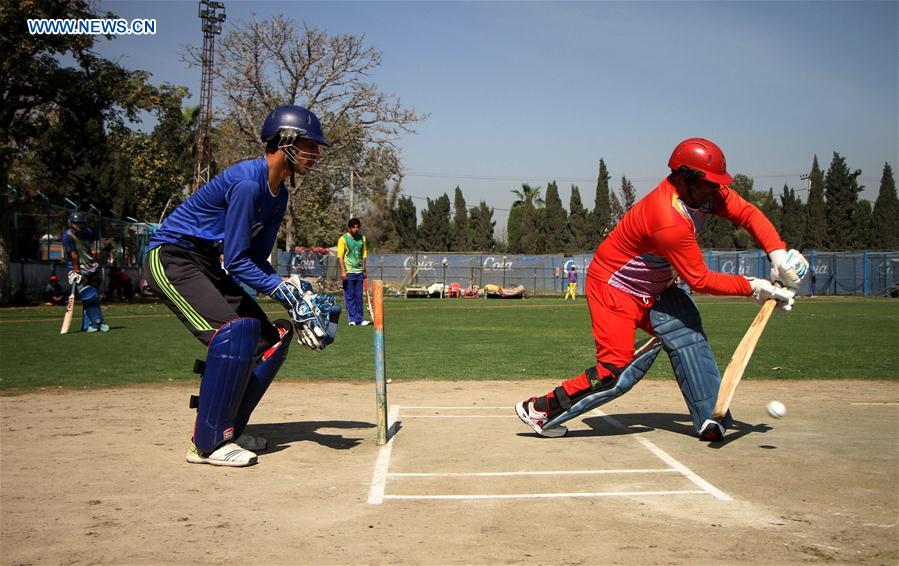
[564,265,578,300]
[337,218,369,325]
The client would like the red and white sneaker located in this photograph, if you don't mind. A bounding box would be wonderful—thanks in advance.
[515,398,568,438]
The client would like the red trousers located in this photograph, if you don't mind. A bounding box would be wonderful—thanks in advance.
[554,277,656,399]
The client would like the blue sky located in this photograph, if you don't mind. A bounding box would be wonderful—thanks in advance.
[98,1,897,231]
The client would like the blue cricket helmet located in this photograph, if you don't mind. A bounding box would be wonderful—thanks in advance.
[260,104,330,147]
[68,212,86,224]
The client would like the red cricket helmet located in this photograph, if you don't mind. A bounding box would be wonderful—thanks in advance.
[668,138,733,186]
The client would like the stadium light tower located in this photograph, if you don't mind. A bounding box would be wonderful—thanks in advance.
[194,0,226,191]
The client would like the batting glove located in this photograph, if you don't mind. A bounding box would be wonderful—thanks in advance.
[769,248,809,290]
[67,271,82,286]
[747,277,796,312]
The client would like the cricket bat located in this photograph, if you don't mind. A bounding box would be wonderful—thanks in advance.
[364,275,374,321]
[60,285,77,335]
[712,299,777,419]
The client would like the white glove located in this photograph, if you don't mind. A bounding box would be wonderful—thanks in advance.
[67,271,82,286]
[747,277,796,312]
[769,249,809,290]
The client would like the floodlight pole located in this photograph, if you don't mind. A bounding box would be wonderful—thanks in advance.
[194,0,226,192]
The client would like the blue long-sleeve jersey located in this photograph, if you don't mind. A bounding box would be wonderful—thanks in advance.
[149,157,287,295]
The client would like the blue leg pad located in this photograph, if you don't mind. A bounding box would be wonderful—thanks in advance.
[650,287,732,433]
[194,318,261,453]
[542,338,662,430]
[234,320,293,439]
[78,285,103,330]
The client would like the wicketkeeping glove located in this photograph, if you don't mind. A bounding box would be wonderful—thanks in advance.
[747,277,796,312]
[769,248,809,290]
[270,280,340,350]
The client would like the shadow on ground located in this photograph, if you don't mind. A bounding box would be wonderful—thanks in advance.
[517,412,772,447]
[248,420,376,453]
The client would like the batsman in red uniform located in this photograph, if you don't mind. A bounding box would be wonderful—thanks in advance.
[517,138,809,441]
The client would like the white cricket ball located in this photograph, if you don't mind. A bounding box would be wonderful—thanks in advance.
[766,400,787,419]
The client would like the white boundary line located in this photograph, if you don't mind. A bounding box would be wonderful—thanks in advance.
[591,409,732,501]
[384,490,707,501]
[367,405,401,505]
[389,469,678,478]
[368,405,732,504]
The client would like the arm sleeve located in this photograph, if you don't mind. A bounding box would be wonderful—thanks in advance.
[362,236,368,259]
[222,181,282,295]
[654,225,753,296]
[336,236,347,259]
[250,219,279,278]
[715,189,786,253]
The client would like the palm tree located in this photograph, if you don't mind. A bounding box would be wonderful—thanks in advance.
[511,183,544,208]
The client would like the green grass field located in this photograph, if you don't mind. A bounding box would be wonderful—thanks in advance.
[1,296,897,391]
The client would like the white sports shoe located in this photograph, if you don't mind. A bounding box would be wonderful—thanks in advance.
[359,320,371,326]
[186,442,258,467]
[348,321,357,326]
[235,433,267,452]
[515,398,568,438]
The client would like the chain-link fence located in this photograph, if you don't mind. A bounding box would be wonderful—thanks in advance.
[275,250,899,298]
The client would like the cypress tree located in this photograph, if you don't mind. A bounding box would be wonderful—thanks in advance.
[469,201,496,251]
[452,186,470,251]
[620,175,636,210]
[566,185,591,252]
[853,200,875,249]
[542,181,567,253]
[824,152,862,250]
[779,185,804,248]
[418,193,452,251]
[393,195,417,251]
[506,206,523,253]
[761,188,781,229]
[804,155,827,249]
[519,204,545,254]
[871,162,899,248]
[592,159,611,243]
[609,192,624,227]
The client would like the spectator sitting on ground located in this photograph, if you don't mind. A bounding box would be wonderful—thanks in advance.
[44,274,66,305]
[107,265,134,302]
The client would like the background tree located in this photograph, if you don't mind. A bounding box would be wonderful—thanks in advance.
[542,181,567,253]
[0,0,169,305]
[824,152,862,250]
[609,191,624,227]
[566,185,591,252]
[620,175,637,210]
[852,200,875,249]
[469,201,496,251]
[760,188,781,231]
[392,195,418,251]
[871,162,898,248]
[506,206,524,253]
[418,193,451,251]
[804,155,827,249]
[507,183,542,253]
[592,159,611,244]
[452,186,470,251]
[197,16,426,248]
[779,185,805,248]
[361,174,401,251]
[519,203,544,254]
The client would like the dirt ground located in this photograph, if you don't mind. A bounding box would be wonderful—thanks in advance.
[2,380,897,565]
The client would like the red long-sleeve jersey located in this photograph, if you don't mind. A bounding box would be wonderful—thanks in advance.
[589,179,785,298]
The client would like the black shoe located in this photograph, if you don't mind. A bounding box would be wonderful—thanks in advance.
[699,419,724,441]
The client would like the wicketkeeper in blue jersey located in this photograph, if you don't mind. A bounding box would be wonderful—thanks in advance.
[145,104,339,467]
